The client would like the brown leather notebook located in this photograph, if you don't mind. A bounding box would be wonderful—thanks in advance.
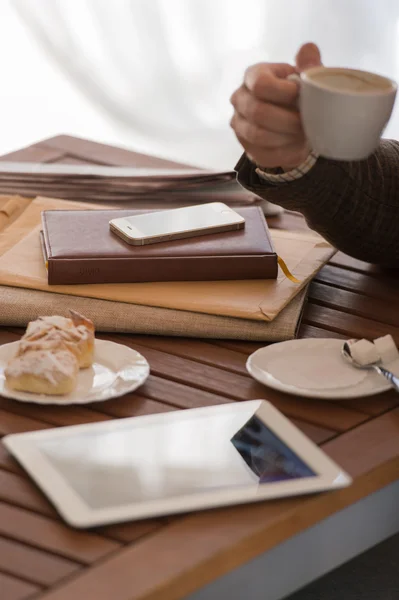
[41,207,278,285]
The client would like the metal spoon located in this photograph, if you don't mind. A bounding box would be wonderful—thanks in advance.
[342,341,399,392]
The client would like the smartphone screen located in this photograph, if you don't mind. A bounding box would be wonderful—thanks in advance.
[110,202,245,244]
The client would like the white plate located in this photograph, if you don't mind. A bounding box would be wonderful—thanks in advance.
[0,339,150,405]
[246,338,399,399]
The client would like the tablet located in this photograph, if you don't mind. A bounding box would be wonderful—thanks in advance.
[3,400,351,528]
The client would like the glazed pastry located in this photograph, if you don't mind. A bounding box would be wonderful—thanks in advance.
[5,348,79,395]
[20,311,95,368]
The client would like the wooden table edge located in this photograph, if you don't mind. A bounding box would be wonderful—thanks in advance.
[150,459,399,600]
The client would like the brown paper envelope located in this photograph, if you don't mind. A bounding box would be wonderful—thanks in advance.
[0,196,334,322]
[0,195,32,231]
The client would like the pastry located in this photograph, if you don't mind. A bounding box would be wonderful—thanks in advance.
[5,348,79,395]
[4,310,95,396]
[20,310,95,368]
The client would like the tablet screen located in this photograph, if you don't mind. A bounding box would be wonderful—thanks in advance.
[37,410,316,511]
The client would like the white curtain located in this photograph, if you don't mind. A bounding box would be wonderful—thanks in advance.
[11,0,399,168]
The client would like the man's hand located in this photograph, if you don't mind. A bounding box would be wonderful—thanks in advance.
[230,43,322,170]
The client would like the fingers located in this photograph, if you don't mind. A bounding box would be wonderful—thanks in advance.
[230,59,312,169]
[295,42,322,72]
[244,63,298,105]
[230,112,298,148]
[230,110,308,168]
[230,85,302,135]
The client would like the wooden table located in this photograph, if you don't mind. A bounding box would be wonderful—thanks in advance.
[0,136,398,600]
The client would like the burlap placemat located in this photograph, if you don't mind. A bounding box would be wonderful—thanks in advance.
[0,285,307,341]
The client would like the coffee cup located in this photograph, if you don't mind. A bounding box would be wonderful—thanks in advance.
[291,66,397,161]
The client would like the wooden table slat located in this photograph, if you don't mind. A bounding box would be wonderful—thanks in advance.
[0,397,112,428]
[330,252,388,274]
[309,281,399,327]
[0,469,56,519]
[0,571,40,600]
[211,340,266,354]
[91,394,176,419]
[0,536,81,587]
[340,390,399,416]
[0,501,120,564]
[0,409,51,436]
[316,264,399,301]
[137,372,233,409]
[299,323,346,339]
[129,336,249,375]
[290,419,335,444]
[304,303,399,344]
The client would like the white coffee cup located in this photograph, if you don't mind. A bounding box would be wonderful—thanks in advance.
[292,66,397,161]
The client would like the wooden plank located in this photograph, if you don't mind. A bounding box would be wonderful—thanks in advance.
[304,303,399,344]
[315,264,399,302]
[342,389,399,416]
[0,470,56,518]
[36,409,399,600]
[299,323,346,339]
[0,331,21,345]
[0,502,120,563]
[112,340,366,432]
[0,398,112,428]
[0,571,39,600]
[131,336,249,375]
[136,374,232,410]
[0,409,51,436]
[0,537,80,587]
[309,281,399,327]
[330,252,383,274]
[92,395,176,419]
[290,419,335,444]
[212,341,266,354]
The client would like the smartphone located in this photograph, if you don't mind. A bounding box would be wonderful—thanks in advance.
[109,202,245,246]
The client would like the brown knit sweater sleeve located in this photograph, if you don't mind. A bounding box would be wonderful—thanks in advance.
[235,139,399,267]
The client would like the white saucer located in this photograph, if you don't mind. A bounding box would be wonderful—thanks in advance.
[246,338,399,399]
[0,339,150,405]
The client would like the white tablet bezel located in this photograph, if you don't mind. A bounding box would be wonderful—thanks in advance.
[3,400,352,528]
